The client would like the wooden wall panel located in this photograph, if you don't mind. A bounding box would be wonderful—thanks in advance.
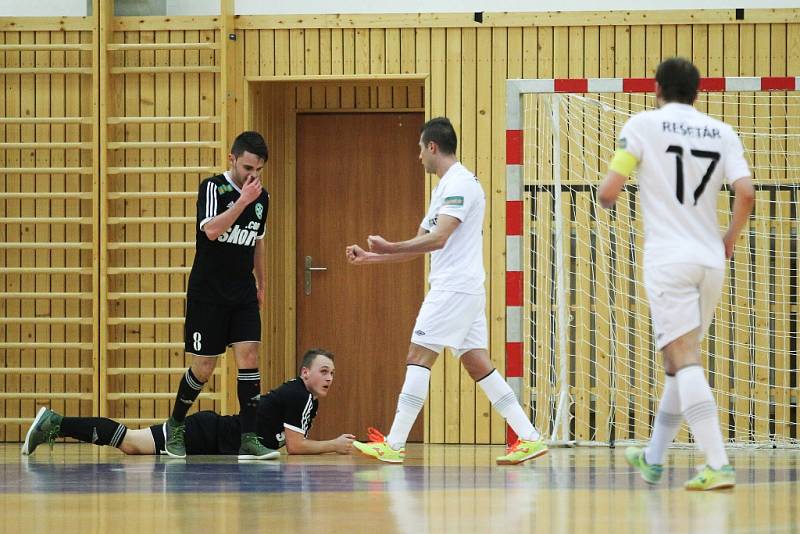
[0,24,96,440]
[474,27,493,444]
[103,25,225,426]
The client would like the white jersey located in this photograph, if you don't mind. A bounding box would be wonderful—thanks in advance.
[420,162,486,294]
[619,103,751,270]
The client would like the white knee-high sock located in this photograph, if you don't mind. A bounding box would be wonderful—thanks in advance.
[477,370,540,442]
[644,374,682,465]
[386,365,431,449]
[677,365,729,470]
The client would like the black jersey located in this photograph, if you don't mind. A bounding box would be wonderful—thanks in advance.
[187,172,270,304]
[168,377,319,454]
[257,377,319,450]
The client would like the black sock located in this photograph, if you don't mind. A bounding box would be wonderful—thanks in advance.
[171,367,205,422]
[59,417,128,448]
[237,368,260,434]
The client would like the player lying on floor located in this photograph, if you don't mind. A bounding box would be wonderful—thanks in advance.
[21,349,354,458]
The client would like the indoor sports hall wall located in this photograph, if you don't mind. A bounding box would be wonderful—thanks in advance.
[1,4,797,443]
[0,17,99,440]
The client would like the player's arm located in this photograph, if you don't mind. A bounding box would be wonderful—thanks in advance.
[254,238,266,307]
[722,176,756,259]
[372,214,459,253]
[367,214,460,255]
[598,149,639,209]
[202,177,262,240]
[346,226,428,265]
[283,427,354,455]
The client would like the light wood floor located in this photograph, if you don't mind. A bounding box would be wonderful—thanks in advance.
[1,443,797,533]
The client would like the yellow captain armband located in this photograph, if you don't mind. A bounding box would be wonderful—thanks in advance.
[608,149,638,178]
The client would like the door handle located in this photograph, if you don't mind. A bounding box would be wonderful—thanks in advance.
[304,255,328,295]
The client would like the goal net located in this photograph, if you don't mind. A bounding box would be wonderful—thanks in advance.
[507,78,799,447]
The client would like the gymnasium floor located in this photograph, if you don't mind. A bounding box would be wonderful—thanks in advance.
[1,443,797,533]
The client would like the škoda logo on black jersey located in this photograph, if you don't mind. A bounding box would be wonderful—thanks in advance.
[218,221,261,246]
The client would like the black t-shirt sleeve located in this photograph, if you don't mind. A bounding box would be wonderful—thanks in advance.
[283,387,314,435]
[256,189,270,240]
[197,178,221,231]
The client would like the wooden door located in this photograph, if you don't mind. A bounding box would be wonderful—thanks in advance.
[296,112,425,442]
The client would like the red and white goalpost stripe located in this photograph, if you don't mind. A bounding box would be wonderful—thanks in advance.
[505,123,524,446]
[503,75,798,445]
[508,75,800,95]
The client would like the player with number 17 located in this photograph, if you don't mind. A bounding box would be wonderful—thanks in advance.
[598,57,755,490]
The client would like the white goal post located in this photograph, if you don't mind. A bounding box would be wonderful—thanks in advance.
[505,76,800,447]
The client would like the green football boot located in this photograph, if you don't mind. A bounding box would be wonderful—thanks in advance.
[238,432,280,460]
[21,407,63,456]
[685,465,735,491]
[625,446,664,484]
[164,417,187,459]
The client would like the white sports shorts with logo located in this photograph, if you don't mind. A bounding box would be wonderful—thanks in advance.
[410,290,488,356]
[644,263,725,351]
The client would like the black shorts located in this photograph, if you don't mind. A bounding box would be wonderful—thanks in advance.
[184,297,261,356]
[150,411,242,456]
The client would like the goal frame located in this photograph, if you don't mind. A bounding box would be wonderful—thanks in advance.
[504,75,800,445]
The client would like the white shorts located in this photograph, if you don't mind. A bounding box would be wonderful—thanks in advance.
[644,263,724,350]
[410,290,488,356]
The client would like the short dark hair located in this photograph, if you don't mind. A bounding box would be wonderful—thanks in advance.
[300,348,334,373]
[230,131,269,162]
[421,117,457,155]
[655,57,700,105]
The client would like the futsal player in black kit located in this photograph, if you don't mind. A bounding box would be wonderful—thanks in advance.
[170,130,273,460]
[21,350,355,457]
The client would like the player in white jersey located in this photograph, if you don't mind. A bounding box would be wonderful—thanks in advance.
[598,57,755,491]
[345,117,546,465]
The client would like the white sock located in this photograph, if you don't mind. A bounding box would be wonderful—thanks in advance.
[644,375,682,465]
[386,365,431,449]
[677,365,729,470]
[477,370,540,441]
